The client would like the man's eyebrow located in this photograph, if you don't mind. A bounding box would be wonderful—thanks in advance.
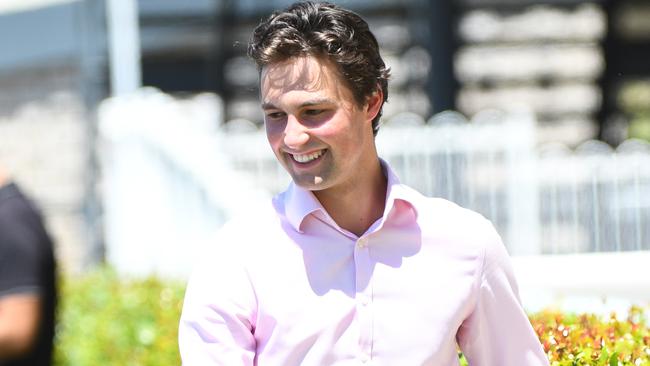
[261,98,335,110]
[261,102,277,110]
[299,98,335,107]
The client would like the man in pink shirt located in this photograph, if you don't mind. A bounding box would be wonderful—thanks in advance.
[179,2,550,365]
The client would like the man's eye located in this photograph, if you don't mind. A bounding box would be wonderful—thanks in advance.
[266,112,285,120]
[304,109,324,116]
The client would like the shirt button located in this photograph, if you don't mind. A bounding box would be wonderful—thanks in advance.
[357,237,368,249]
[360,295,370,306]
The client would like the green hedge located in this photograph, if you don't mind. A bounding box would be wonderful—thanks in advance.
[54,267,650,366]
[54,267,185,365]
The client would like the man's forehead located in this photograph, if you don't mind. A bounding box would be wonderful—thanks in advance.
[261,57,331,88]
[260,56,348,102]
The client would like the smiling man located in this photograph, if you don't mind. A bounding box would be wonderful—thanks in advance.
[179,2,549,365]
[260,55,386,236]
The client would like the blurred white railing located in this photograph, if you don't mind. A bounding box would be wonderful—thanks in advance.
[99,90,650,279]
[220,110,650,257]
[99,89,270,277]
[537,140,650,254]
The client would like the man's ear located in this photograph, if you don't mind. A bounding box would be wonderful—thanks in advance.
[365,88,384,123]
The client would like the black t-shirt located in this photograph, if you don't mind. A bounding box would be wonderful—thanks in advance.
[0,183,57,366]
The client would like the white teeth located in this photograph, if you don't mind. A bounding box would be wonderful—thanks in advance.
[292,150,325,163]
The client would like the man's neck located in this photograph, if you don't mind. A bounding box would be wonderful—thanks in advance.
[313,158,387,237]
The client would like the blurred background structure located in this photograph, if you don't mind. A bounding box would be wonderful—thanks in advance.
[1,0,650,310]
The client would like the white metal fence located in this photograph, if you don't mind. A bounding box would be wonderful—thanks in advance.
[99,90,650,277]
[382,119,650,256]
[220,110,650,257]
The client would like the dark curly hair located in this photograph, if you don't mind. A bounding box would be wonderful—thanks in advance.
[248,1,390,135]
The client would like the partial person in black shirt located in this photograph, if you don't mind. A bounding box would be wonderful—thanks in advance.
[0,165,57,366]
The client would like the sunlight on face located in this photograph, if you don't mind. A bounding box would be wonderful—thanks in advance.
[260,56,377,193]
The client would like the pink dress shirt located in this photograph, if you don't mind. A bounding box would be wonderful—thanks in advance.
[179,163,549,365]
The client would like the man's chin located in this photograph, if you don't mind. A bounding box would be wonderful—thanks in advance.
[291,174,328,191]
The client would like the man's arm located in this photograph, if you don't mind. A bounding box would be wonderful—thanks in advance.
[0,293,41,359]
[178,226,257,365]
[0,175,51,361]
[456,220,549,365]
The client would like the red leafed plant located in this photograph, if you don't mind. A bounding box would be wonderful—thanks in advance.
[530,306,650,365]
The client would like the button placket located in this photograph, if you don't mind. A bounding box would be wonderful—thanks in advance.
[360,294,370,306]
[356,236,368,249]
[354,236,373,364]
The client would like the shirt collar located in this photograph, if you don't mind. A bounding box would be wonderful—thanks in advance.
[281,159,419,234]
[380,159,420,225]
[284,181,325,233]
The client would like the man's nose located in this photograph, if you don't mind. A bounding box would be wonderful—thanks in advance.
[283,115,309,148]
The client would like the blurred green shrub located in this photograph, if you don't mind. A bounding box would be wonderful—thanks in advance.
[628,114,650,142]
[54,267,649,365]
[619,81,650,142]
[54,266,185,366]
[619,81,650,115]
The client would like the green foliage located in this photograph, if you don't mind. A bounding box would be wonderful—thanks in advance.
[54,266,186,366]
[530,307,650,366]
[628,115,650,142]
[619,80,650,142]
[619,81,650,115]
[54,267,650,365]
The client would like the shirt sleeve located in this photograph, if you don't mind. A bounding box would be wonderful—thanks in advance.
[456,220,549,366]
[178,226,258,365]
[0,194,46,298]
